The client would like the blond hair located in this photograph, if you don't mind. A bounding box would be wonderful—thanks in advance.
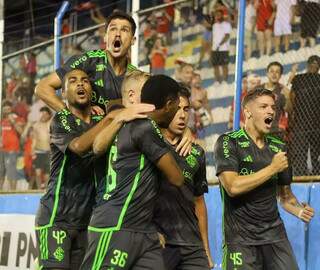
[121,70,150,96]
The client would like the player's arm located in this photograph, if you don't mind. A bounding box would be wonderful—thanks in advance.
[156,153,184,186]
[219,152,287,197]
[68,116,111,156]
[214,135,288,197]
[35,72,65,112]
[93,104,155,156]
[278,185,314,223]
[195,195,214,268]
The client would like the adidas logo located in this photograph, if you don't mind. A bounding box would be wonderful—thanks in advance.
[243,155,253,162]
[94,79,104,87]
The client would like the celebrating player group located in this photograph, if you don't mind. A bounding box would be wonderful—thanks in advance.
[34,10,314,270]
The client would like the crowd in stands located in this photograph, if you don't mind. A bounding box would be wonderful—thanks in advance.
[1,0,320,190]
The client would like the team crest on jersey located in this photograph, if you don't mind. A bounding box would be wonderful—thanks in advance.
[54,247,64,262]
[186,155,198,168]
[238,141,250,148]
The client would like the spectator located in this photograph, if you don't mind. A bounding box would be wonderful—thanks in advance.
[254,0,275,56]
[149,36,168,75]
[245,0,256,59]
[13,95,30,122]
[15,75,33,105]
[155,9,172,44]
[143,21,157,64]
[175,61,194,87]
[5,72,18,101]
[272,0,297,53]
[191,72,213,130]
[211,9,232,83]
[300,0,320,48]
[30,107,52,189]
[289,55,320,176]
[260,62,291,137]
[228,73,261,129]
[18,54,27,76]
[197,14,213,68]
[0,100,25,190]
[90,6,107,49]
[26,52,37,87]
[28,95,47,124]
[0,150,4,190]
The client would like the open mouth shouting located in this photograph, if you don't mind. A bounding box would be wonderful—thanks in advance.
[264,116,273,129]
[113,39,122,53]
[76,87,87,99]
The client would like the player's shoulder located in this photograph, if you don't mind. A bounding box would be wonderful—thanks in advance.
[218,129,248,143]
[265,134,286,146]
[51,109,75,133]
[129,118,163,139]
[191,143,205,157]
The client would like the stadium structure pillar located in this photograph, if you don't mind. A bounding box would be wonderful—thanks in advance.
[131,0,140,67]
[54,1,70,70]
[233,0,246,130]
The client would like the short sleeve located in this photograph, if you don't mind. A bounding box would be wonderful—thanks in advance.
[131,119,169,163]
[214,134,239,176]
[193,149,209,196]
[225,22,232,34]
[50,111,79,154]
[56,52,92,80]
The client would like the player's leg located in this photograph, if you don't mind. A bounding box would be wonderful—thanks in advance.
[131,232,166,270]
[265,29,272,55]
[222,243,263,270]
[35,226,72,269]
[69,229,88,270]
[162,245,181,270]
[177,245,210,270]
[80,230,139,270]
[261,240,299,270]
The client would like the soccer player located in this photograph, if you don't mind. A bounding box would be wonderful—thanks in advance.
[35,69,153,270]
[80,75,184,270]
[35,11,137,113]
[153,85,214,269]
[214,88,314,270]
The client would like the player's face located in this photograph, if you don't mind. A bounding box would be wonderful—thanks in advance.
[64,70,92,109]
[180,66,194,85]
[162,97,179,128]
[168,96,190,135]
[105,18,135,59]
[267,65,281,84]
[246,95,276,134]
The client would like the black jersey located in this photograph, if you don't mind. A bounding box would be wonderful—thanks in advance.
[153,143,208,246]
[214,128,292,245]
[35,109,103,230]
[56,50,136,108]
[89,118,169,233]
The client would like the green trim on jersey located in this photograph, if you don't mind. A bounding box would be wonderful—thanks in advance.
[266,135,285,145]
[229,128,249,140]
[35,155,67,230]
[88,154,145,232]
[221,186,227,270]
[87,49,137,72]
[91,231,114,270]
[38,228,49,260]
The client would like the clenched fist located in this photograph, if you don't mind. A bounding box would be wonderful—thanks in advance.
[271,152,288,173]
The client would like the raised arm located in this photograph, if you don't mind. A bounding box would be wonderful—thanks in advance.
[35,72,65,111]
[219,152,288,197]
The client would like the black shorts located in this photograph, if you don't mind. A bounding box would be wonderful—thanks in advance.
[34,152,50,173]
[80,229,165,270]
[211,51,229,66]
[163,244,210,270]
[35,225,87,269]
[223,239,299,270]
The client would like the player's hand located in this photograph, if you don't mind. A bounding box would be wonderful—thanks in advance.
[91,106,105,116]
[271,152,288,173]
[116,103,155,123]
[176,128,195,156]
[157,232,166,249]
[298,203,314,223]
